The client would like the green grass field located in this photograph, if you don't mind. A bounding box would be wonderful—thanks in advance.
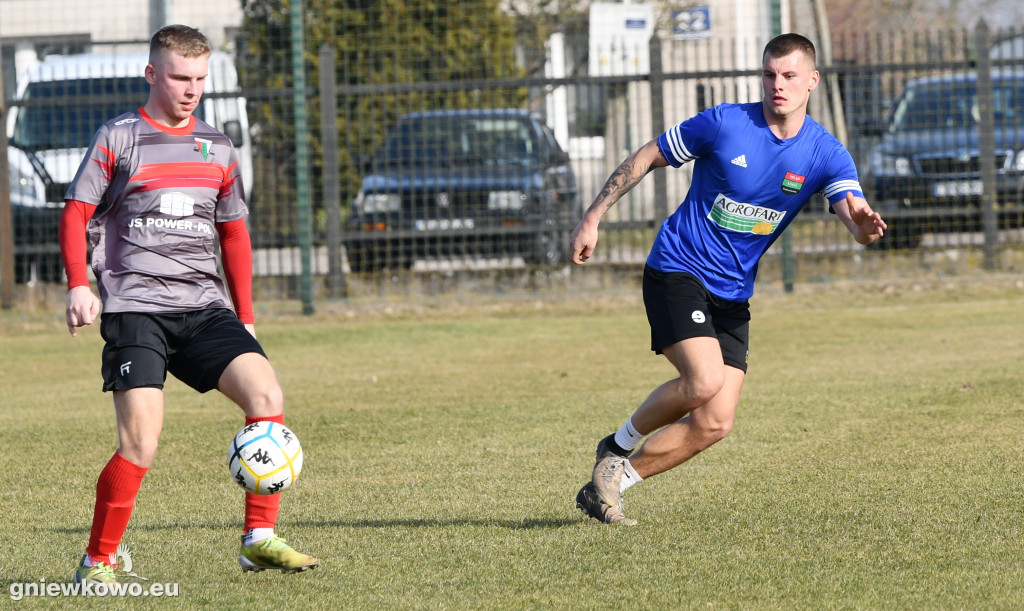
[2,277,1024,609]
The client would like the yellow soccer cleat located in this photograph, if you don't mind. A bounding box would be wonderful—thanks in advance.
[73,554,116,585]
[238,536,319,573]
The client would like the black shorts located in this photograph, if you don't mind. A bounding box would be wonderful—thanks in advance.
[100,309,267,393]
[642,266,751,372]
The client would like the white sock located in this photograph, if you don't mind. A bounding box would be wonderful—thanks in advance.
[243,528,275,547]
[613,418,644,452]
[620,460,643,494]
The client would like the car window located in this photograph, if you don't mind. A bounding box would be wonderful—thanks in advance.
[890,85,977,132]
[466,118,533,165]
[538,122,569,164]
[379,115,534,167]
[890,78,1024,132]
[13,77,152,150]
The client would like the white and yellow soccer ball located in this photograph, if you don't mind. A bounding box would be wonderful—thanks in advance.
[228,422,303,495]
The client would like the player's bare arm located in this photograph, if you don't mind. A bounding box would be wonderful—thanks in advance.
[835,191,887,245]
[571,140,669,264]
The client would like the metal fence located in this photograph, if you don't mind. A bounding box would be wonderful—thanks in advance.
[2,2,1024,308]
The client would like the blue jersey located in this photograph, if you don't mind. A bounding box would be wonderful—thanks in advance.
[648,102,862,301]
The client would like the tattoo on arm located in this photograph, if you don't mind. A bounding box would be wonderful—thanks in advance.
[590,157,645,216]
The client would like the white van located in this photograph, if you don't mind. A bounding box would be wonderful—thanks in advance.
[4,50,253,283]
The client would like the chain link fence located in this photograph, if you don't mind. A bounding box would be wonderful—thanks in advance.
[2,2,1023,307]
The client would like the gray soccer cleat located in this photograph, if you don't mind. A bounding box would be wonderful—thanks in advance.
[575,482,637,525]
[592,436,627,509]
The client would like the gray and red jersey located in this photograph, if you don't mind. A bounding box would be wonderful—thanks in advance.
[66,108,247,313]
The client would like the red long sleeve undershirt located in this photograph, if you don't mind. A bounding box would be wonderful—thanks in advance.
[58,201,255,324]
[58,200,94,289]
[216,218,255,324]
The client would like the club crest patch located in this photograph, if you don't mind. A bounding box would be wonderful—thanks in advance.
[194,138,212,161]
[781,171,805,195]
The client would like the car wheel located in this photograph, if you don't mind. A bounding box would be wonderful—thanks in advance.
[13,253,63,284]
[344,243,373,273]
[526,230,567,266]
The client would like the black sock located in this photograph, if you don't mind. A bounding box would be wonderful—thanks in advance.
[602,433,630,457]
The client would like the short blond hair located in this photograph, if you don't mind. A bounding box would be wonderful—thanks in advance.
[149,24,211,64]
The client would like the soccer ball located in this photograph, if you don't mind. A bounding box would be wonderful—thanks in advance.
[227,421,303,495]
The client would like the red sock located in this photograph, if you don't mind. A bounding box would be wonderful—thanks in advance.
[243,414,284,531]
[86,452,148,565]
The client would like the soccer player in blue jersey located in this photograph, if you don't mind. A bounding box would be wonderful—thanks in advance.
[571,33,887,525]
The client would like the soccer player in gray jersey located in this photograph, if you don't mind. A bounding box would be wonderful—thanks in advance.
[60,25,318,585]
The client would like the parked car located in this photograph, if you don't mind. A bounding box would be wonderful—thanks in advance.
[866,70,1024,248]
[344,109,579,271]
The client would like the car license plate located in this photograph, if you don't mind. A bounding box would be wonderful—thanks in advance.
[933,180,983,197]
[413,218,476,231]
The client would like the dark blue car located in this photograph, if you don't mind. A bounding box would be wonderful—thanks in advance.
[867,71,1024,247]
[344,109,579,271]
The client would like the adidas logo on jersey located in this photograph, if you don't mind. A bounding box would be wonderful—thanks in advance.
[731,155,748,168]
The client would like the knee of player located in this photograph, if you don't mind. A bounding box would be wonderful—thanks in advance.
[682,371,726,405]
[119,437,160,467]
[706,418,733,442]
[693,417,733,447]
[250,383,284,415]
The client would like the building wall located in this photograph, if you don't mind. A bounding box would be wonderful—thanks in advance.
[0,0,243,94]
[0,0,241,47]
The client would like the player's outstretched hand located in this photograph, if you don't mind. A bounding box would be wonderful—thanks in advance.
[843,191,887,245]
[570,219,599,265]
[66,285,101,337]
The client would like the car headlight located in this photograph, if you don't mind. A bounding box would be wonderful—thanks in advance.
[868,151,912,177]
[360,193,401,214]
[487,190,525,210]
